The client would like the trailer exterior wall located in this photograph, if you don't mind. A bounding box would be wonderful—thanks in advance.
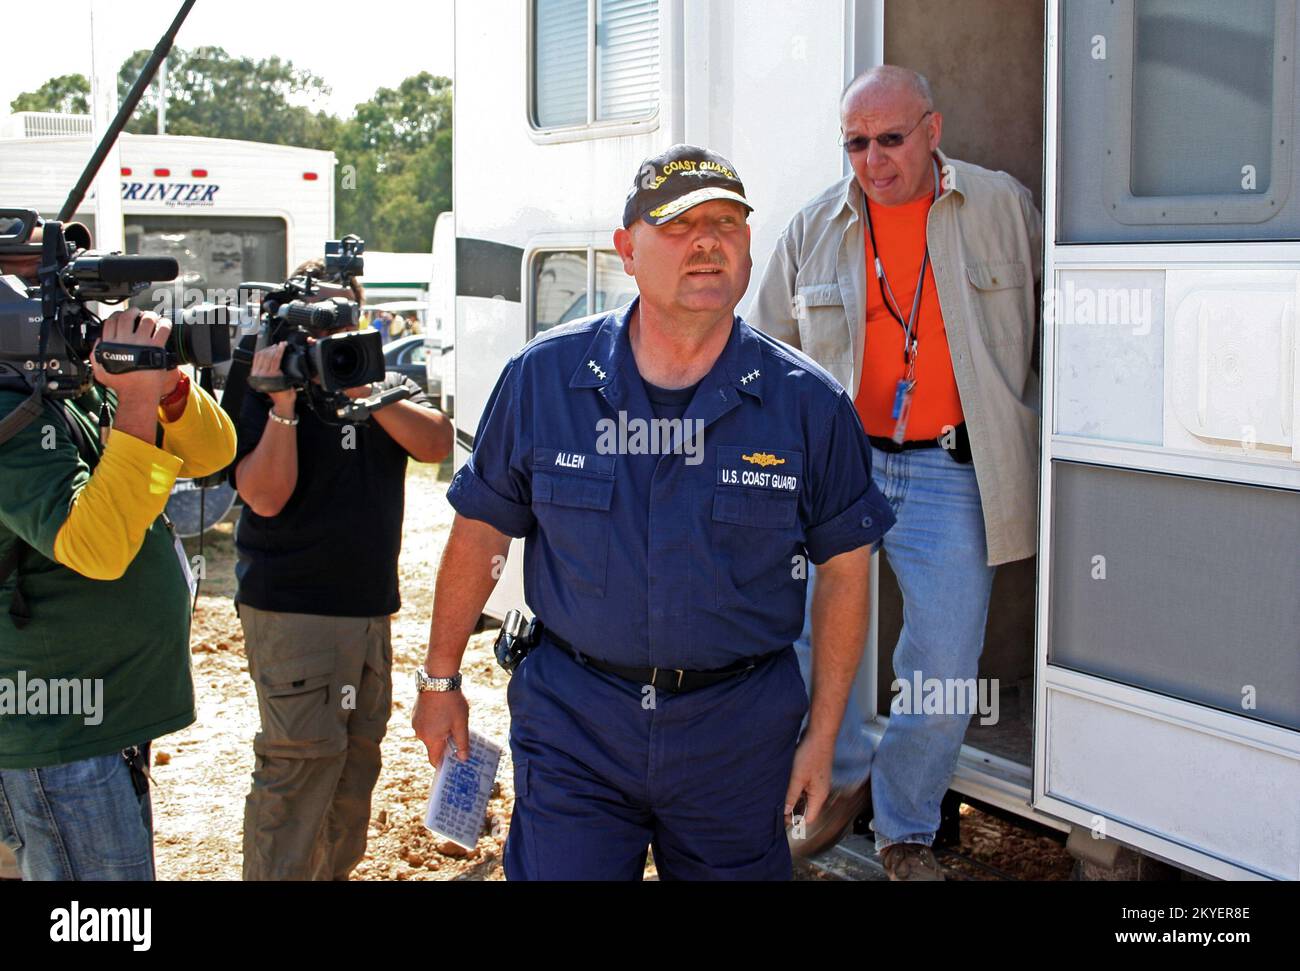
[1035,0,1300,881]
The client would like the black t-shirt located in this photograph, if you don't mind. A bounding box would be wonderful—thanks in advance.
[231,372,435,617]
[642,377,701,421]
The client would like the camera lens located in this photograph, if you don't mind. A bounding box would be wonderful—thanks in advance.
[170,304,233,368]
[325,341,364,386]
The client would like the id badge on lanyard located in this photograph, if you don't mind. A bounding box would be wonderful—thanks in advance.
[891,342,919,444]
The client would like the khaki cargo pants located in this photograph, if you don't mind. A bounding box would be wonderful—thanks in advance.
[239,605,393,881]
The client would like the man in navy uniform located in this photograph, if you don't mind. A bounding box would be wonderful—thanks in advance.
[413,145,895,880]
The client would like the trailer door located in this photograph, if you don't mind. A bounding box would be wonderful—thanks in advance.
[1037,0,1300,880]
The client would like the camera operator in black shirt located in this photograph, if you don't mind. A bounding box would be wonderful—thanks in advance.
[231,258,451,881]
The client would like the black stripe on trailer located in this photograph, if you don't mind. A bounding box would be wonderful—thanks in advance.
[456,238,524,302]
[455,426,476,452]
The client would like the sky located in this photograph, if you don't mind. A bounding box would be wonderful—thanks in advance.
[3,0,454,120]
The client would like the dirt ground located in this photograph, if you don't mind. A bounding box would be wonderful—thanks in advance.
[156,462,1073,882]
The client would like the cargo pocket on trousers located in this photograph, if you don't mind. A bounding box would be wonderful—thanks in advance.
[505,757,532,860]
[512,758,530,800]
[253,650,342,758]
[0,779,22,856]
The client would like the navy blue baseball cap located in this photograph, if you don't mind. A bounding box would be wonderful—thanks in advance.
[622,144,753,228]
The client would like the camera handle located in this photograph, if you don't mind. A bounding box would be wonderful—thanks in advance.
[93,342,176,374]
[335,385,412,423]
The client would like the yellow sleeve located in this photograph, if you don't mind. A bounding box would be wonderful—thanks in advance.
[158,381,238,479]
[53,431,182,581]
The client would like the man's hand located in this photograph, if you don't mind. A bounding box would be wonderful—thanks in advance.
[785,729,836,826]
[92,309,179,403]
[250,342,297,414]
[413,687,471,767]
[91,309,180,445]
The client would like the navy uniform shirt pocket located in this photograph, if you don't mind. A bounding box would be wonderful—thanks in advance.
[711,446,804,607]
[531,447,616,597]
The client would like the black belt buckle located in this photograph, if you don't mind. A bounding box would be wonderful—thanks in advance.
[494,609,539,674]
[649,667,687,693]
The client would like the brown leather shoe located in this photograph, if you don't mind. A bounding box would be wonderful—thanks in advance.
[879,842,946,881]
[788,781,870,860]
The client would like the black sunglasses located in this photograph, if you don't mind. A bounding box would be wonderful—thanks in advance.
[841,111,933,154]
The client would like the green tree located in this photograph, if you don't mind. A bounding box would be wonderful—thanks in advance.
[9,74,91,114]
[336,73,452,252]
[116,46,341,149]
[10,60,453,253]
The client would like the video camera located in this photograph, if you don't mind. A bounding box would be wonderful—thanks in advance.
[244,235,384,396]
[0,209,232,399]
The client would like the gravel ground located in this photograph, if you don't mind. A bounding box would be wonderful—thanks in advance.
[154,461,1072,882]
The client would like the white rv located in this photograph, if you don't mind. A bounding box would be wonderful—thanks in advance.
[451,0,1300,880]
[430,210,456,416]
[0,119,335,308]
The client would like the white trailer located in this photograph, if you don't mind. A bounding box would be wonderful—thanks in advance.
[451,0,1300,880]
[0,122,335,310]
[430,210,456,416]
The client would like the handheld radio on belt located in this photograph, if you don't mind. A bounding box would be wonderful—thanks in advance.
[493,609,539,674]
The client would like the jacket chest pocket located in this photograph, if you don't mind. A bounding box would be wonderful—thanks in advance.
[794,283,853,374]
[711,447,803,607]
[965,260,1033,388]
[532,448,616,598]
[965,261,1029,347]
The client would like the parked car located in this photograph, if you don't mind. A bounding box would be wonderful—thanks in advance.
[383,334,440,400]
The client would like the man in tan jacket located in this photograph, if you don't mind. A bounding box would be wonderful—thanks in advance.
[749,65,1042,880]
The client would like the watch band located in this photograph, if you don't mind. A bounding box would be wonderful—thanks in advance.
[415,668,462,692]
[267,409,299,427]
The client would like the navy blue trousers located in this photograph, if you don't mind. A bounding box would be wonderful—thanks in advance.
[503,641,808,880]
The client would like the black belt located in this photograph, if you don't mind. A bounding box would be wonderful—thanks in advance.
[868,434,940,453]
[869,421,972,463]
[544,631,778,695]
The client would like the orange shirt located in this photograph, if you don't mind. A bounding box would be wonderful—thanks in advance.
[854,193,965,440]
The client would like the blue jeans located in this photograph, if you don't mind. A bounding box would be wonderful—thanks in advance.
[0,746,155,881]
[796,445,995,850]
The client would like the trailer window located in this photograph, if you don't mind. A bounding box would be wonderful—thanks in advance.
[125,215,287,313]
[1058,0,1297,241]
[533,0,660,130]
[1130,0,1275,198]
[531,247,637,335]
[1049,462,1300,732]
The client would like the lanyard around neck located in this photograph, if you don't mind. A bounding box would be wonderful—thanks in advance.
[864,159,941,362]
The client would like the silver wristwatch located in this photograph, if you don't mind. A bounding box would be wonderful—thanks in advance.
[415,668,462,692]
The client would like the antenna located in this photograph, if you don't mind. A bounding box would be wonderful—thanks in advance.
[58,0,196,222]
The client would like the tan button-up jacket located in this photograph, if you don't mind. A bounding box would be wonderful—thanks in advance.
[748,150,1043,565]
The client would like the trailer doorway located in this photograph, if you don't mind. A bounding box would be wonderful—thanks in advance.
[855,0,1050,821]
